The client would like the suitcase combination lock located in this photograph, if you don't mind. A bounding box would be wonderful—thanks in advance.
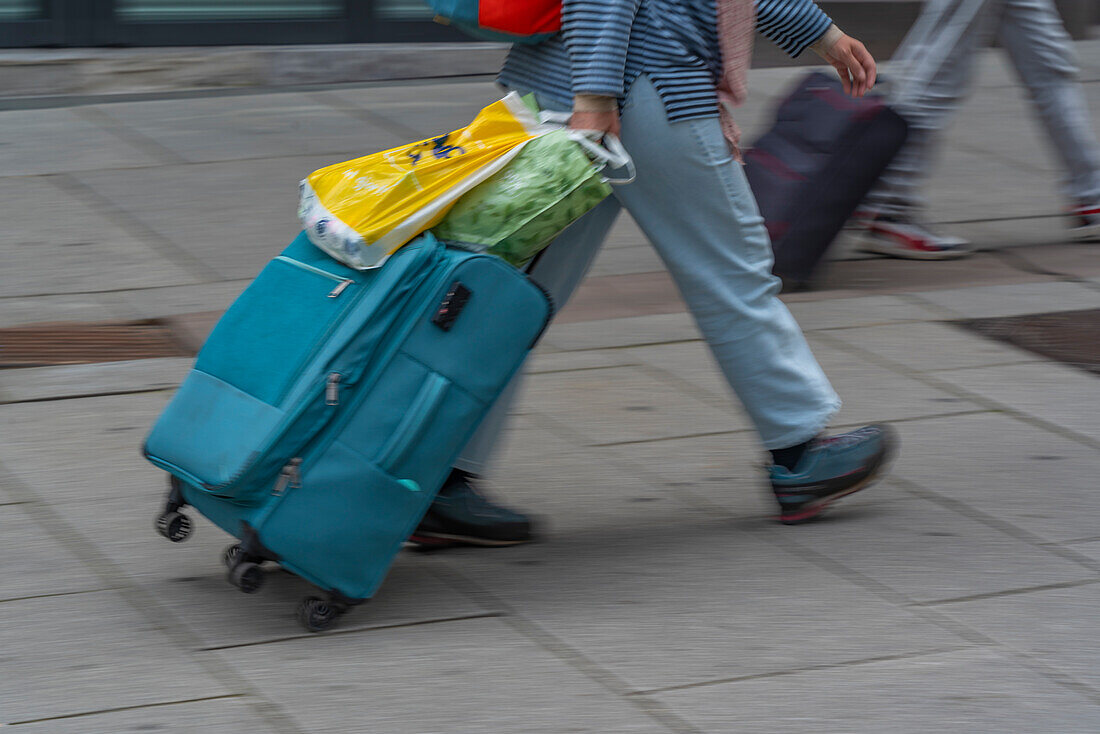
[431,282,472,331]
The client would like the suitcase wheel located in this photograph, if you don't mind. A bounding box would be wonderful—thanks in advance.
[297,596,345,633]
[227,561,265,594]
[222,544,243,569]
[155,511,193,543]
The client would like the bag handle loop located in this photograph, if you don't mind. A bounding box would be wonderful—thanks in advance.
[537,110,636,185]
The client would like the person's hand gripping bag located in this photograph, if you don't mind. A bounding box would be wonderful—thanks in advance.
[298,93,547,269]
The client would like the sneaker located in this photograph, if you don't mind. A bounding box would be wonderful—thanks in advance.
[408,469,533,547]
[1068,202,1100,240]
[852,209,973,260]
[769,424,898,525]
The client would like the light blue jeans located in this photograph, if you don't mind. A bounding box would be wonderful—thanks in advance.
[456,76,840,473]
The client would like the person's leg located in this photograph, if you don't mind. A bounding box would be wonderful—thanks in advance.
[616,77,839,448]
[452,196,622,476]
[413,91,624,547]
[614,77,894,522]
[871,0,996,214]
[857,0,997,258]
[998,0,1100,234]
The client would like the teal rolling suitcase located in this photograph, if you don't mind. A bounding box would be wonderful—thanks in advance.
[144,232,551,631]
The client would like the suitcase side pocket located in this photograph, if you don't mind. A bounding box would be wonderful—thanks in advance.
[260,440,429,601]
[375,371,451,473]
[196,256,361,407]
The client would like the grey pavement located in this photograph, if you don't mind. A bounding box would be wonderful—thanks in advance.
[3,45,1100,733]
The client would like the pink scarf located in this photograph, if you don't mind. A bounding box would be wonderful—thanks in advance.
[716,0,756,161]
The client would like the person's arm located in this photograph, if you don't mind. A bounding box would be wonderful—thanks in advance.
[756,0,876,96]
[563,0,641,136]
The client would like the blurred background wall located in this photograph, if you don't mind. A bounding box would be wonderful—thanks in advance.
[1,0,1096,49]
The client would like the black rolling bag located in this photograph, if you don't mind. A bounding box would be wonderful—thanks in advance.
[743,71,909,289]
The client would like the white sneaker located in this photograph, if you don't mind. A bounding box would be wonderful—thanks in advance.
[1068,202,1100,240]
[851,209,973,260]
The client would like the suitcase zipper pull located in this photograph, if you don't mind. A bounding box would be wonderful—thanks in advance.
[328,279,353,298]
[325,373,342,406]
[273,458,303,496]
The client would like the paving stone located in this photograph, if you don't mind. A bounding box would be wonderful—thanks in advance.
[525,348,639,375]
[827,321,1043,372]
[72,157,341,280]
[1004,242,1100,280]
[926,361,1100,442]
[655,648,1100,733]
[0,294,122,329]
[969,47,1036,88]
[103,280,249,321]
[726,87,777,141]
[0,358,192,404]
[0,590,232,723]
[0,177,202,297]
[1067,541,1100,562]
[542,311,701,351]
[443,522,959,692]
[321,83,499,139]
[602,430,908,521]
[223,616,665,734]
[940,82,1059,174]
[944,216,1069,252]
[323,78,500,110]
[938,584,1100,690]
[48,493,492,649]
[518,365,743,445]
[891,413,1100,543]
[0,392,173,505]
[0,504,106,602]
[266,43,507,87]
[8,697,277,733]
[93,92,410,163]
[785,295,943,331]
[812,249,1055,297]
[806,335,985,425]
[925,147,1062,224]
[1077,42,1100,79]
[587,243,667,278]
[620,340,733,402]
[912,281,1100,319]
[600,211,649,250]
[157,310,222,353]
[558,271,685,324]
[0,107,163,176]
[604,335,981,436]
[783,495,1092,603]
[480,418,737,540]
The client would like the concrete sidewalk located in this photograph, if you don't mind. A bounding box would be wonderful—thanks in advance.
[2,50,1100,732]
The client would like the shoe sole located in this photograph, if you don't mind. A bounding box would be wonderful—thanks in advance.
[407,532,531,548]
[777,428,898,525]
[855,233,973,261]
[1070,224,1100,241]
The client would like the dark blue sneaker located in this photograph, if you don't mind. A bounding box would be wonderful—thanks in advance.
[409,470,533,548]
[769,424,897,524]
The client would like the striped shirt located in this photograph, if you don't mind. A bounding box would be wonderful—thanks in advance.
[499,0,832,122]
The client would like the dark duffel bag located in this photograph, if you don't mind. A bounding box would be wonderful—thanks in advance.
[744,71,909,289]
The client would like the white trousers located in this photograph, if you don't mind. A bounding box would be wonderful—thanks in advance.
[867,0,1100,214]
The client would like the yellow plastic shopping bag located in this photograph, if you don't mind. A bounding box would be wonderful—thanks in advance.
[298,93,547,269]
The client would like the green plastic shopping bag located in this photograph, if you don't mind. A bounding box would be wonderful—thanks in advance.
[432,119,634,267]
